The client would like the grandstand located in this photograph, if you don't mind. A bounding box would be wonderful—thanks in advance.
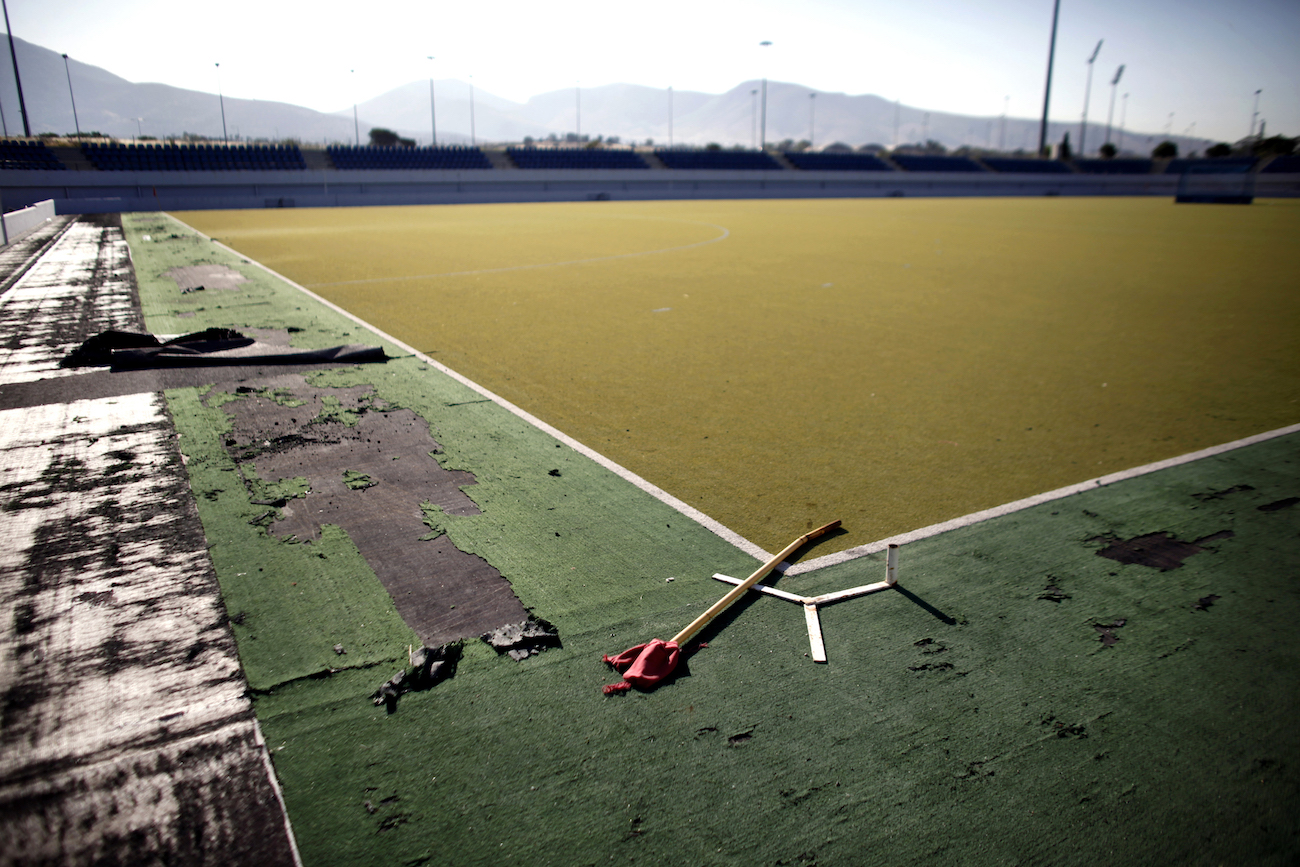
[1073,158,1154,174]
[326,144,492,170]
[507,147,648,170]
[783,151,893,171]
[82,142,306,171]
[889,154,985,172]
[983,157,1073,174]
[654,149,782,170]
[1165,157,1255,175]
[0,139,65,171]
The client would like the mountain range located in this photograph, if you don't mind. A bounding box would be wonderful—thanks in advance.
[0,36,1212,156]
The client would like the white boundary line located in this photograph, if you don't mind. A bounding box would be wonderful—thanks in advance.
[161,213,1300,576]
[787,421,1300,576]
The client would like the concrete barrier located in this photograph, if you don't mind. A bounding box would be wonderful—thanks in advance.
[1,199,55,244]
[0,168,1296,215]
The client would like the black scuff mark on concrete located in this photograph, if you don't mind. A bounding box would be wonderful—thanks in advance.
[1093,530,1235,571]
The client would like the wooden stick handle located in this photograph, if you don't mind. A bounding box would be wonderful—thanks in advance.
[671,520,840,645]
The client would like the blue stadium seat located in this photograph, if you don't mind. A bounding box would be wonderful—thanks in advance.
[1165,157,1255,175]
[0,139,66,170]
[1261,155,1300,173]
[1072,159,1153,175]
[79,141,306,171]
[327,145,492,170]
[506,147,648,170]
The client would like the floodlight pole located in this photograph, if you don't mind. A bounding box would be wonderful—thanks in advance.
[1079,39,1102,156]
[808,92,815,149]
[667,86,673,147]
[216,63,228,143]
[427,56,437,147]
[2,0,28,137]
[1104,64,1124,147]
[1249,89,1261,140]
[61,54,80,137]
[999,95,1008,150]
[1038,0,1061,156]
[759,40,772,150]
[350,69,358,146]
[750,88,758,149]
[1118,92,1127,151]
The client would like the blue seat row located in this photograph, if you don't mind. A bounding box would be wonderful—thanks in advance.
[0,139,66,170]
[654,149,782,170]
[82,142,306,171]
[783,152,893,171]
[1072,158,1153,175]
[1164,157,1255,175]
[506,148,648,170]
[890,154,986,172]
[326,145,492,170]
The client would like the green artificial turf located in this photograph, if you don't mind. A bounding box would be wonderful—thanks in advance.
[125,211,1300,866]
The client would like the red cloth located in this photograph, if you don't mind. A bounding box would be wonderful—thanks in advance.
[602,638,680,689]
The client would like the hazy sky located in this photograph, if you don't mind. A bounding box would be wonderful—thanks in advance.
[12,0,1298,143]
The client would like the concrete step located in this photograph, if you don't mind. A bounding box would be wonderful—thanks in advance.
[49,145,97,171]
[639,151,668,169]
[481,148,515,169]
[767,151,798,171]
[299,148,334,170]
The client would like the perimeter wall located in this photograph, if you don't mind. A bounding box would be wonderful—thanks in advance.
[1,168,1297,213]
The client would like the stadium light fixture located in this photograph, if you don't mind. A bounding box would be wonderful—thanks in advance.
[1079,39,1103,156]
[1038,0,1061,156]
[1250,89,1262,140]
[1104,64,1124,147]
[2,0,29,137]
[61,54,80,138]
[759,41,772,150]
[427,57,437,147]
[215,63,228,143]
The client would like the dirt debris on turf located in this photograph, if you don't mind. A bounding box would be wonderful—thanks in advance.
[481,615,562,660]
[208,372,529,647]
[371,643,461,713]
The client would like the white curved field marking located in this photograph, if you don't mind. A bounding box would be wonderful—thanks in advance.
[304,217,730,288]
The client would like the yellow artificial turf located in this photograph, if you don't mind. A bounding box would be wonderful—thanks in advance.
[174,196,1300,553]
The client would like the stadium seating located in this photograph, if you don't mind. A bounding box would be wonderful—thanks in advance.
[1165,158,1256,175]
[326,145,492,170]
[0,139,66,170]
[982,158,1073,174]
[654,149,783,170]
[783,152,893,171]
[1072,159,1153,174]
[1261,155,1300,173]
[889,154,986,172]
[81,142,306,171]
[506,147,648,170]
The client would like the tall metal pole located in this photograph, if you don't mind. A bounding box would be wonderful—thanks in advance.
[2,0,29,137]
[434,55,444,145]
[216,63,228,143]
[1079,39,1103,156]
[1038,0,1061,156]
[999,95,1008,150]
[61,54,80,137]
[668,86,673,147]
[759,40,772,150]
[750,88,757,149]
[469,76,476,146]
[1104,65,1124,147]
[1118,92,1127,151]
[1249,89,1262,139]
[808,92,815,149]
[350,69,358,146]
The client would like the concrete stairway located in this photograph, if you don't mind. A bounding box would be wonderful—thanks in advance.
[481,148,515,169]
[639,150,668,169]
[49,145,96,171]
[299,148,334,170]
